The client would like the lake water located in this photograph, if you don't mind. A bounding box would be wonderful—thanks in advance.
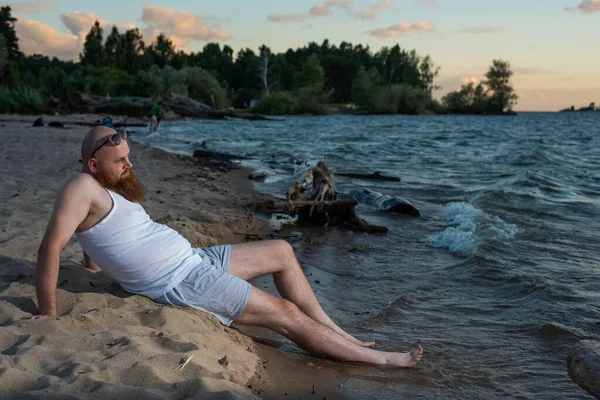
[133,113,600,399]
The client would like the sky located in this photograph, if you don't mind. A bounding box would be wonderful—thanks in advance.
[5,0,600,111]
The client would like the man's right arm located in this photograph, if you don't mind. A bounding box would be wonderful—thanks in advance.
[36,176,92,317]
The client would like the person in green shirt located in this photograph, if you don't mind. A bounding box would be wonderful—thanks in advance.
[148,103,161,133]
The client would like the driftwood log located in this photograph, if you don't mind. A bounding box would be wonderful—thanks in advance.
[45,91,275,121]
[568,340,600,398]
[163,91,277,121]
[281,162,388,233]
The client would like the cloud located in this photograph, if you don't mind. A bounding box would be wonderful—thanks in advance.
[141,4,231,46]
[422,0,436,5]
[460,76,480,86]
[369,21,434,38]
[267,13,310,23]
[457,26,507,34]
[59,11,137,39]
[16,5,233,59]
[15,18,81,59]
[571,0,600,13]
[267,0,350,23]
[5,0,58,13]
[433,72,485,93]
[60,11,105,40]
[16,14,137,60]
[113,22,137,32]
[357,0,394,20]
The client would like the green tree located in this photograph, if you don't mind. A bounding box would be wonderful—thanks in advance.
[119,28,146,74]
[471,82,489,114]
[484,59,518,113]
[149,65,187,97]
[269,54,295,92]
[218,45,234,87]
[295,54,324,91]
[80,21,104,67]
[104,26,121,67]
[182,67,227,109]
[191,43,221,75]
[294,55,326,114]
[231,48,260,105]
[352,67,380,112]
[149,33,175,68]
[321,54,360,103]
[0,6,22,60]
[442,82,490,114]
[0,35,7,71]
[188,43,234,87]
[418,55,441,97]
[252,91,296,115]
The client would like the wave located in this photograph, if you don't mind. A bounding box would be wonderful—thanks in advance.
[428,202,519,256]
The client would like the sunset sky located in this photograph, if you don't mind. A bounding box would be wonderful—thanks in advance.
[6,0,600,111]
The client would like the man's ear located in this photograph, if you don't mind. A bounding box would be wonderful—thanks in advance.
[88,158,99,173]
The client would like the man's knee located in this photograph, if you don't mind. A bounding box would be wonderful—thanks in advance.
[273,298,304,336]
[270,240,295,261]
[239,289,303,330]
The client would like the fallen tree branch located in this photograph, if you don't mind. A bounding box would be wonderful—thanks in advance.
[42,90,276,121]
[163,91,277,121]
[335,171,400,182]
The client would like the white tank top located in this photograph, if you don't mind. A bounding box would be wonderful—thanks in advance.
[74,190,200,299]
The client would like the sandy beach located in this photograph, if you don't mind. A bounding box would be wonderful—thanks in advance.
[0,117,348,399]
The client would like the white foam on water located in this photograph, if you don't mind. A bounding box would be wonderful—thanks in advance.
[428,202,519,256]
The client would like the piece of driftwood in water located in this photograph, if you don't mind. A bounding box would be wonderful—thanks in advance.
[163,91,277,121]
[285,162,388,233]
[248,172,267,181]
[335,171,401,182]
[346,188,420,216]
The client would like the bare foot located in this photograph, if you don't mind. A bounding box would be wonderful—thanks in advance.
[385,345,423,367]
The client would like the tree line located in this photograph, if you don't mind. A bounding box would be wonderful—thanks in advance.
[0,6,518,116]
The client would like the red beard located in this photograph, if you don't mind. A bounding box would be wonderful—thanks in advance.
[95,170,145,203]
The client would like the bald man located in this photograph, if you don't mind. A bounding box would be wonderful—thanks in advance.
[34,126,423,367]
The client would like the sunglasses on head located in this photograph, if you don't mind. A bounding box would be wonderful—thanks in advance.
[91,128,128,158]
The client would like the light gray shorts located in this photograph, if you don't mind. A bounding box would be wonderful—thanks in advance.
[155,245,251,326]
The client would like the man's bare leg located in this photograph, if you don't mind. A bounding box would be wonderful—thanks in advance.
[235,287,423,367]
[229,240,375,347]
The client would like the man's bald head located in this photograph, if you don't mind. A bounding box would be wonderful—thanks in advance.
[81,126,119,162]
